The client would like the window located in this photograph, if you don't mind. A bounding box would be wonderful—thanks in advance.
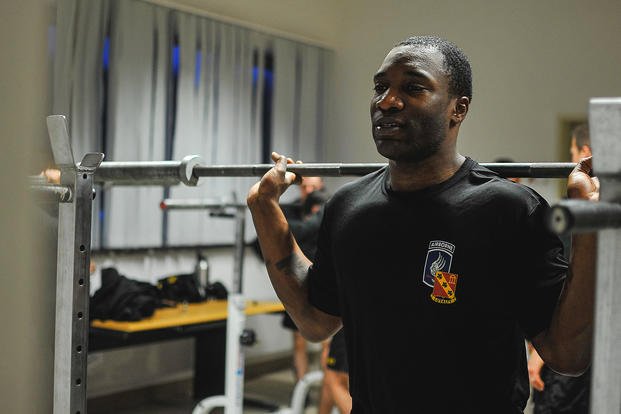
[97,35,275,248]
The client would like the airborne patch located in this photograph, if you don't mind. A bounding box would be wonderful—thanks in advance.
[422,240,455,287]
[431,271,459,304]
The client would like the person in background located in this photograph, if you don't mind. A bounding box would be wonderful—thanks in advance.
[318,329,352,414]
[40,167,61,184]
[280,177,331,383]
[494,157,521,183]
[527,122,593,414]
[569,124,593,165]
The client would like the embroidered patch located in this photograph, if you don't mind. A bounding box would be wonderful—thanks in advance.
[422,240,455,287]
[430,271,459,304]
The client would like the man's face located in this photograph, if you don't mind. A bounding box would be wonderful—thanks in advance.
[300,176,324,199]
[370,45,455,162]
[570,136,591,163]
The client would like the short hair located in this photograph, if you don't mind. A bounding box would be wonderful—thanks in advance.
[572,123,590,149]
[494,157,515,163]
[395,35,472,101]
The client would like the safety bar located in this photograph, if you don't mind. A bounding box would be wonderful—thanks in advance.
[547,199,621,234]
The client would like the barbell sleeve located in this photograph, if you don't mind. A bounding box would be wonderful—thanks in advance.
[547,199,621,234]
[95,161,183,186]
[94,155,203,186]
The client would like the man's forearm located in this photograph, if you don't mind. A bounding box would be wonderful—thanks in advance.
[537,233,596,374]
[249,197,308,272]
[249,196,311,300]
[248,197,339,341]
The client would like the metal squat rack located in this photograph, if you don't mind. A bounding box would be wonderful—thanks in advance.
[36,97,621,412]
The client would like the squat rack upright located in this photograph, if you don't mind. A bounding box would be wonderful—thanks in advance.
[43,116,103,414]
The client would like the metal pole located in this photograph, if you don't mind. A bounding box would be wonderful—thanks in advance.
[160,199,247,210]
[191,162,576,179]
[232,206,246,295]
[192,163,387,177]
[90,161,577,186]
[160,198,307,211]
[223,206,247,414]
[272,370,325,414]
[163,198,248,414]
[588,98,621,414]
[47,115,104,414]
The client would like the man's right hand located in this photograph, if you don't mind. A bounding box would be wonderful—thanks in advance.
[247,151,301,207]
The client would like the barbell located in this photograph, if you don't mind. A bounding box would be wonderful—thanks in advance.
[92,155,577,186]
[46,154,619,235]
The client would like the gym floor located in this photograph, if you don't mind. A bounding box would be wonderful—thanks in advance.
[88,364,321,414]
[87,361,536,413]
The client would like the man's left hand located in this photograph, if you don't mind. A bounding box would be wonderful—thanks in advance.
[567,157,599,201]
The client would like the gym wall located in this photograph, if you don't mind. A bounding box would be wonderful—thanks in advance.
[0,1,57,412]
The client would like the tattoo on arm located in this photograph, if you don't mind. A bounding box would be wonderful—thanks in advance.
[274,253,309,282]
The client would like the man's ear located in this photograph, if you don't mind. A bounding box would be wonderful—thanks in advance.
[451,96,470,125]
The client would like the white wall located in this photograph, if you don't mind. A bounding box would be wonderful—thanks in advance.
[329,0,621,182]
[146,0,344,47]
[0,0,57,412]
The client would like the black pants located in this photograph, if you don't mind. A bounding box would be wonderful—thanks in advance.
[532,366,590,414]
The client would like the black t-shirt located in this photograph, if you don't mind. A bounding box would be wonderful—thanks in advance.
[307,157,568,414]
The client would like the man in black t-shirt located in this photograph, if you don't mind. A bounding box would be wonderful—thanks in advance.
[247,35,597,413]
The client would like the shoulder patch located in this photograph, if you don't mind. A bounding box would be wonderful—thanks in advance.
[422,240,455,287]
